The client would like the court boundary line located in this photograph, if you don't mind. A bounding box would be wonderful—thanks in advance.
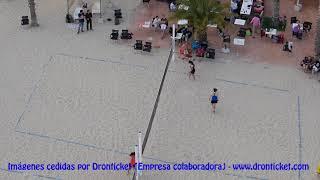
[163,71,290,93]
[56,53,148,70]
[297,96,302,180]
[215,78,289,93]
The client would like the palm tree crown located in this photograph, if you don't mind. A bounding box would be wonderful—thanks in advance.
[171,0,229,41]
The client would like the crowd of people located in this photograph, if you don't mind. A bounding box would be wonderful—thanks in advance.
[300,56,320,75]
[151,16,169,39]
[77,3,93,34]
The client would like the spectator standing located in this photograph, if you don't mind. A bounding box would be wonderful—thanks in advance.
[160,23,167,39]
[152,16,161,31]
[85,10,93,31]
[77,10,85,34]
[127,152,136,175]
[188,60,195,80]
[170,2,176,11]
[230,0,238,13]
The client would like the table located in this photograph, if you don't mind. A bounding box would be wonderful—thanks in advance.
[240,0,253,15]
[265,28,277,37]
[175,33,183,40]
[234,19,246,26]
[172,33,183,43]
[207,24,218,28]
[142,21,151,28]
[177,19,188,25]
[233,38,245,46]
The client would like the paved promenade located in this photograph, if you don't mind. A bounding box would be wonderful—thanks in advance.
[0,0,319,180]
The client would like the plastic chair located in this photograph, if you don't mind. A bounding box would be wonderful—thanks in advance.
[121,30,133,39]
[143,42,152,52]
[134,40,143,50]
[21,16,29,25]
[114,9,122,18]
[206,48,215,59]
[303,22,312,32]
[110,29,119,40]
[290,17,297,24]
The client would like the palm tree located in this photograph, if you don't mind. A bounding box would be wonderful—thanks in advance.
[315,3,320,59]
[171,0,229,41]
[273,0,280,28]
[28,0,39,26]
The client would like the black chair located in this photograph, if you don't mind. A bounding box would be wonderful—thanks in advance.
[143,42,152,52]
[290,17,297,24]
[224,16,231,22]
[121,30,133,39]
[115,17,120,25]
[134,40,143,50]
[205,48,215,59]
[200,41,208,50]
[110,29,119,40]
[114,9,122,18]
[223,35,231,43]
[21,16,29,25]
[296,31,303,40]
[303,22,312,32]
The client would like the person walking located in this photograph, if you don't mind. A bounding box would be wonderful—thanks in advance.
[85,10,93,31]
[188,60,195,80]
[250,15,261,38]
[77,10,85,34]
[209,88,219,113]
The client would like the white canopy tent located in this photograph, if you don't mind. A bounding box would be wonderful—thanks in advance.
[67,0,141,22]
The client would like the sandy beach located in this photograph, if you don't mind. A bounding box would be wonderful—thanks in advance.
[0,0,319,179]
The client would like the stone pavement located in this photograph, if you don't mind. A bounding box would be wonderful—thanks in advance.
[0,0,319,180]
[130,0,318,66]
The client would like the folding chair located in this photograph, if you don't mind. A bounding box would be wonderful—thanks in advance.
[143,42,152,52]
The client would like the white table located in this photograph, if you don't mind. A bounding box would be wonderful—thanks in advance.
[207,24,218,28]
[240,0,253,15]
[234,19,246,25]
[142,21,151,28]
[233,38,245,46]
[265,28,277,37]
[175,33,183,40]
[177,19,188,25]
[171,33,183,43]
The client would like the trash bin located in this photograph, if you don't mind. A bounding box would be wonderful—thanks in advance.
[65,14,74,23]
[115,17,120,25]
